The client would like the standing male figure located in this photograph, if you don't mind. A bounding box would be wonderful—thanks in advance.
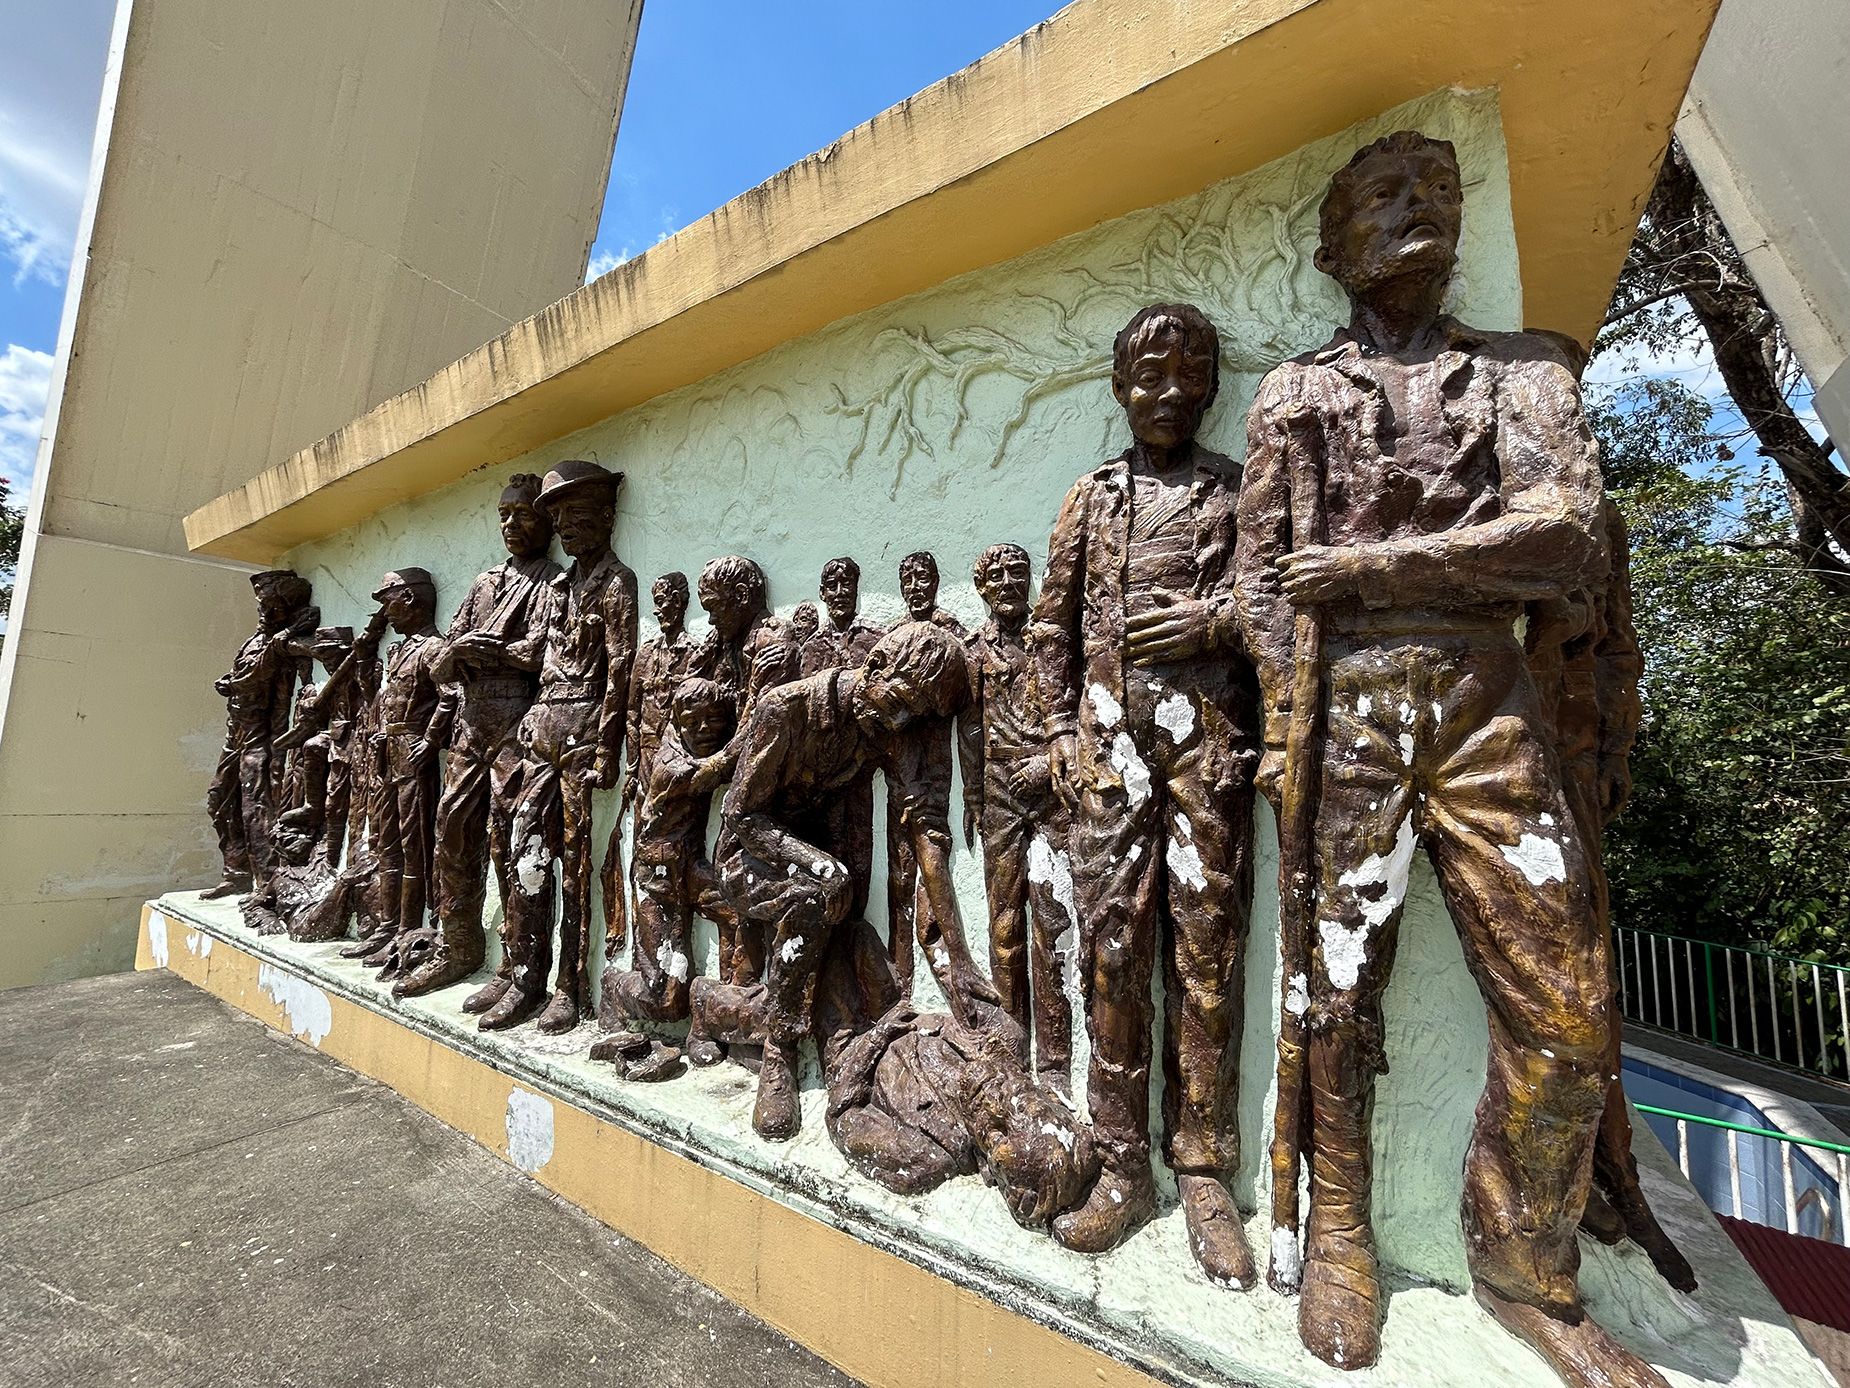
[1235,132,1655,1386]
[1031,302,1258,1285]
[357,569,448,978]
[884,550,966,991]
[205,570,318,902]
[801,556,882,676]
[402,476,561,1000]
[486,460,638,1034]
[959,543,1075,1093]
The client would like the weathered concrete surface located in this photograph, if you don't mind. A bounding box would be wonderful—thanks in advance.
[0,971,857,1388]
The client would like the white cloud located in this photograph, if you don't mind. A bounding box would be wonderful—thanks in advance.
[0,343,55,493]
[0,1,115,286]
[584,247,631,283]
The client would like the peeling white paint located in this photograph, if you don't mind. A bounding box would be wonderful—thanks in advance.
[1430,701,1443,724]
[657,941,690,982]
[1040,1120,1075,1152]
[1353,736,1368,749]
[1154,692,1195,744]
[1319,918,1371,992]
[1356,694,1373,717]
[1337,813,1418,928]
[1166,836,1207,891]
[184,931,212,959]
[778,937,803,965]
[1540,813,1555,827]
[814,859,835,879]
[147,916,169,968]
[1397,699,1413,724]
[505,1088,554,1173]
[1285,972,1310,1018]
[1271,1227,1303,1289]
[1027,836,1077,927]
[257,964,332,1046]
[1087,683,1123,730]
[515,833,549,893]
[1109,732,1152,806]
[1174,811,1193,841]
[1397,732,1415,765]
[1499,833,1565,886]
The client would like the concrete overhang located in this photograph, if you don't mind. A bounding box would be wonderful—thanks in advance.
[184,0,1722,563]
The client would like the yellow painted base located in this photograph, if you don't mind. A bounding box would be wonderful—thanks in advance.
[135,902,1159,1388]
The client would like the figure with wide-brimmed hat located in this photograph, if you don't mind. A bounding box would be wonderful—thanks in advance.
[483,459,638,1034]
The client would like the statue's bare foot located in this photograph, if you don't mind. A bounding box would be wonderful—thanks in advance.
[1051,1164,1156,1254]
[1180,1175,1256,1290]
[752,1038,801,1140]
[462,975,510,1014]
[1299,1224,1382,1369]
[1476,1285,1671,1388]
[200,876,250,901]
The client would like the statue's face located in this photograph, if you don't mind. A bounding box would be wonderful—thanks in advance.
[1115,331,1212,452]
[498,495,550,559]
[255,590,294,632]
[677,700,733,758]
[549,493,614,559]
[378,585,426,633]
[1316,148,1462,295]
[977,552,1031,623]
[700,581,755,640]
[790,603,819,641]
[899,560,938,620]
[652,581,688,631]
[820,563,859,624]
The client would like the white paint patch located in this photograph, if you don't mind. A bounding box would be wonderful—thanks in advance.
[1397,699,1413,724]
[1040,1120,1075,1152]
[1154,692,1195,744]
[1540,813,1555,827]
[1126,843,1142,864]
[1397,732,1415,765]
[1513,612,1529,643]
[147,916,169,968]
[1285,972,1310,1018]
[778,937,803,965]
[1499,833,1566,886]
[1027,837,1077,926]
[1166,836,1207,891]
[656,941,691,983]
[1109,732,1152,806]
[1356,694,1373,717]
[1353,736,1368,749]
[814,859,835,879]
[1431,701,1443,724]
[1087,683,1123,730]
[1175,811,1193,841]
[184,931,213,959]
[1336,813,1418,928]
[505,1089,554,1173]
[1318,919,1371,992]
[515,833,549,893]
[1271,1227,1303,1289]
[256,964,332,1046]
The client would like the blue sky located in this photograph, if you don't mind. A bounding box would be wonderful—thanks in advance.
[0,0,1062,498]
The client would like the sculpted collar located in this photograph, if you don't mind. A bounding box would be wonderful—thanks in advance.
[1312,314,1489,365]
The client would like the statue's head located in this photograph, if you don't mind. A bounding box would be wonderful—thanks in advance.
[819,555,861,625]
[854,621,968,733]
[536,459,621,560]
[790,601,820,643]
[251,570,312,632]
[498,473,552,560]
[898,551,940,621]
[697,555,768,641]
[670,675,735,759]
[1314,130,1462,299]
[957,1036,1098,1229]
[311,625,354,673]
[973,543,1031,623]
[1111,303,1220,451]
[370,568,437,633]
[651,571,690,632]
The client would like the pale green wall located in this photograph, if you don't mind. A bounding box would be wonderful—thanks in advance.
[288,86,1517,1289]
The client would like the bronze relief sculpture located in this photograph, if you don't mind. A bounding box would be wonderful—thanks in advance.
[487,460,638,1034]
[800,556,881,677]
[1030,303,1259,1287]
[1236,132,1664,1386]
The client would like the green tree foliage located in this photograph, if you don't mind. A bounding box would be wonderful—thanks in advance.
[1591,378,1850,959]
[0,474,23,641]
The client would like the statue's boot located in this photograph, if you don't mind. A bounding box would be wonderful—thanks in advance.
[590,1030,684,1082]
[535,986,584,1035]
[340,926,393,960]
[1180,1174,1256,1290]
[463,972,511,1015]
[394,914,485,999]
[1298,1215,1382,1370]
[1475,1285,1671,1388]
[1051,1158,1157,1254]
[752,1037,802,1141]
[1299,1036,1383,1370]
[201,874,252,901]
[479,985,546,1031]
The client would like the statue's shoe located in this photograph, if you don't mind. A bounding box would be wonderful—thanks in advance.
[1051,1165,1157,1254]
[751,1040,801,1141]
[200,876,251,901]
[462,975,510,1015]
[1299,1230,1383,1370]
[535,991,584,1035]
[1181,1174,1256,1290]
[478,986,546,1032]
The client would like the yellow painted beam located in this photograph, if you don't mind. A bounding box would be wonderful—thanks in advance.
[183,0,1720,563]
[137,903,1161,1388]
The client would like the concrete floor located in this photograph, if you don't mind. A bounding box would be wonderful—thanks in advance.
[0,971,859,1388]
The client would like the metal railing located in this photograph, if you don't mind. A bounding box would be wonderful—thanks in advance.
[1640,1102,1850,1245]
[1616,925,1850,1081]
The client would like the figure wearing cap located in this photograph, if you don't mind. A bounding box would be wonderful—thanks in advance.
[204,569,318,902]
[272,625,359,872]
[484,459,638,1035]
[393,475,563,1002]
[344,567,449,978]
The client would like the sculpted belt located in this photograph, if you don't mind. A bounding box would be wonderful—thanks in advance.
[466,674,535,698]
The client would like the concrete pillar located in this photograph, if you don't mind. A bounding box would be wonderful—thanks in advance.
[0,0,643,986]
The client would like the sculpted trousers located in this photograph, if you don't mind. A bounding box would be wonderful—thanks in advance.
[885,781,918,991]
[980,768,1075,1082]
[1073,669,1253,1181]
[374,741,439,937]
[610,849,736,1024]
[430,704,526,947]
[504,699,599,1008]
[720,813,854,1043]
[1308,632,1611,1317]
[207,741,251,879]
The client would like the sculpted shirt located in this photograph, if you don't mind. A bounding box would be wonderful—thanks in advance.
[627,629,698,780]
[515,549,640,767]
[800,618,882,676]
[1233,317,1606,740]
